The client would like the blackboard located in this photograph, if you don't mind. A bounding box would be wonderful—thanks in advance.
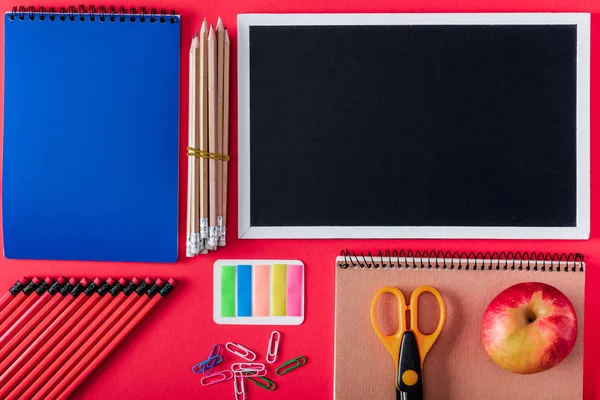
[237,14,590,239]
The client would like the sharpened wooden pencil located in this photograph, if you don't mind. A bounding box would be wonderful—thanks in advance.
[220,29,230,247]
[207,25,218,250]
[216,17,225,244]
[186,36,196,257]
[199,19,209,253]
[193,33,202,254]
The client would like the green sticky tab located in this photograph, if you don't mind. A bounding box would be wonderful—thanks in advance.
[221,266,236,317]
[271,264,287,316]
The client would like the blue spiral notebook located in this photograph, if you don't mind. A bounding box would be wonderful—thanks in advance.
[2,6,181,262]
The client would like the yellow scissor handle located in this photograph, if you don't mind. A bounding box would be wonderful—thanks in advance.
[370,286,407,366]
[408,286,446,367]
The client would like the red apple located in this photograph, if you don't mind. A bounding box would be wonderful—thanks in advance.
[481,282,577,374]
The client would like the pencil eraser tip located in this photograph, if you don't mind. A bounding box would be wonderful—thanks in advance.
[106,277,116,285]
[19,277,28,284]
[31,277,41,284]
[168,278,176,286]
[80,278,89,286]
[92,278,102,286]
[55,277,66,284]
[132,277,141,285]
[155,278,164,286]
[144,277,152,284]
[68,278,77,285]
[118,278,127,285]
[44,277,54,284]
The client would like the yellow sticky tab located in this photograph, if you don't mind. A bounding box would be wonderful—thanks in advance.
[271,264,287,316]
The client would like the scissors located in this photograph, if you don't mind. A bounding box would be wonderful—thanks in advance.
[371,286,446,400]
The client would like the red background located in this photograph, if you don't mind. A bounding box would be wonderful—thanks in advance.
[0,0,598,399]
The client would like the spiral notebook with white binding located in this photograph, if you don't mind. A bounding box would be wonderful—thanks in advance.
[334,249,585,400]
[2,6,180,262]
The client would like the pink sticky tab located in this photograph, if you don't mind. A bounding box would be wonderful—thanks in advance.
[286,265,303,316]
[253,265,270,316]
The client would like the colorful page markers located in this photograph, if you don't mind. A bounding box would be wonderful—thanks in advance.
[213,260,305,325]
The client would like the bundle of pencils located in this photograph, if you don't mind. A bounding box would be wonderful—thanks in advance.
[0,276,175,399]
[187,17,231,257]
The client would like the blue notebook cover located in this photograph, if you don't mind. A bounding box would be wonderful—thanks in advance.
[3,7,181,262]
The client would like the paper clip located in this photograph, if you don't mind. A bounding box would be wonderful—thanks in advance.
[226,342,256,361]
[266,331,280,364]
[234,372,245,400]
[200,370,233,387]
[242,369,268,377]
[248,376,277,391]
[192,344,222,374]
[275,356,307,376]
[192,355,223,374]
[204,344,221,376]
[231,363,265,372]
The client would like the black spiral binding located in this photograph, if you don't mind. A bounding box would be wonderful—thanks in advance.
[338,249,585,272]
[8,5,178,23]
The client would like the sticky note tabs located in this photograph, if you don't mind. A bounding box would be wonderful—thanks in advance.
[237,265,252,317]
[286,265,303,316]
[253,265,270,316]
[214,260,305,325]
[271,264,287,316]
[221,265,236,317]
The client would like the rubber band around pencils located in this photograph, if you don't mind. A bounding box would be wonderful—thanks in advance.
[187,147,230,161]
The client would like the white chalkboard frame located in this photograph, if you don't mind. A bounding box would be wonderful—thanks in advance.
[238,13,590,240]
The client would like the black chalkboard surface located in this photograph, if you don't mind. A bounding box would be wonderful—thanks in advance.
[237,14,590,239]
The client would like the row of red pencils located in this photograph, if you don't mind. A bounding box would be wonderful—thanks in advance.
[0,276,175,399]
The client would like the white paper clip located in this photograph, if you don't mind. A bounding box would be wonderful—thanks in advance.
[231,363,265,373]
[234,372,246,400]
[266,331,280,364]
[240,369,267,377]
[226,342,256,361]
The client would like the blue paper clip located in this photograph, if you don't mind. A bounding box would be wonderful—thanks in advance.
[192,355,223,374]
[192,344,223,375]
[204,344,221,375]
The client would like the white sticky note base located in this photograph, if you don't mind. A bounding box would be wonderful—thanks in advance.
[213,259,305,325]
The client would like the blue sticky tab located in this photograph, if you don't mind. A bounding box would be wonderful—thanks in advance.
[237,265,252,317]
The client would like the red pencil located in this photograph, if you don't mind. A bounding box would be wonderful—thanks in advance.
[0,277,41,334]
[1,278,113,400]
[16,277,143,400]
[0,278,97,393]
[0,278,78,375]
[0,277,65,349]
[55,279,175,400]
[31,277,151,400]
[0,278,28,313]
